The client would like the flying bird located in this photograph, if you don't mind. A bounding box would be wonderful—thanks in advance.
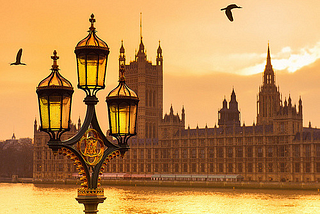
[221,4,242,22]
[10,48,26,65]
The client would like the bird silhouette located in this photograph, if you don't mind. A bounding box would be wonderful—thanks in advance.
[221,4,242,22]
[10,48,26,65]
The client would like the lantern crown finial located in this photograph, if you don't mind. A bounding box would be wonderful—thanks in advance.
[51,50,59,70]
[75,14,109,50]
[37,51,73,89]
[89,14,96,32]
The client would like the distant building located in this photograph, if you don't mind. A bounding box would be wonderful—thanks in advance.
[33,119,80,182]
[0,134,33,178]
[33,36,320,183]
[107,43,320,183]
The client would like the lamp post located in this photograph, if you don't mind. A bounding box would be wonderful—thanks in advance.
[36,14,139,214]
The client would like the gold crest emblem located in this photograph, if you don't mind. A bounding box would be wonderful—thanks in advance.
[77,129,104,166]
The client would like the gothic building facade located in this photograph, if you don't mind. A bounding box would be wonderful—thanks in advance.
[33,41,320,183]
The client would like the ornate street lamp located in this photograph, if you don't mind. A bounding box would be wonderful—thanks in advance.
[36,14,139,214]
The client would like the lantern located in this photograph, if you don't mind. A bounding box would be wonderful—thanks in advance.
[75,14,109,96]
[106,66,139,144]
[36,50,74,139]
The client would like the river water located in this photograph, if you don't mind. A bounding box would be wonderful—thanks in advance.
[1,183,320,214]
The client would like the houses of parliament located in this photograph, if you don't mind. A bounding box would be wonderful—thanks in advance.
[33,37,320,183]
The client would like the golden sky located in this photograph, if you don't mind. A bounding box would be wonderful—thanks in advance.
[1,0,320,140]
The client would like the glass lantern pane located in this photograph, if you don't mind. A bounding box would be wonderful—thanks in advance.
[77,54,86,87]
[39,96,49,129]
[118,102,130,135]
[129,104,137,134]
[49,95,62,131]
[109,104,119,134]
[61,95,71,129]
[86,53,98,88]
[97,54,106,87]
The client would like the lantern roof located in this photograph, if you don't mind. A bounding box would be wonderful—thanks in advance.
[75,14,109,51]
[107,81,138,100]
[37,50,73,90]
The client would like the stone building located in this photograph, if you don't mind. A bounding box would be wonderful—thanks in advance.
[106,43,320,182]
[33,39,320,182]
[33,119,80,182]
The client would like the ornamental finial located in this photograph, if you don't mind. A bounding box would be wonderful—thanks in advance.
[89,14,96,32]
[51,50,59,70]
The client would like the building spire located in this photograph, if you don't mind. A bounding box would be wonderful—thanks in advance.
[263,42,275,85]
[267,42,271,66]
[137,12,145,58]
[140,12,143,41]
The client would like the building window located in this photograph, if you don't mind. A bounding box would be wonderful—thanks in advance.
[58,164,63,172]
[200,163,205,172]
[132,150,137,159]
[140,164,144,172]
[191,149,196,158]
[248,163,253,173]
[191,163,197,172]
[280,163,285,172]
[228,163,233,173]
[199,149,205,159]
[257,163,263,172]
[293,145,300,157]
[140,150,144,159]
[268,163,273,172]
[183,163,188,172]
[295,163,300,173]
[146,164,151,172]
[218,147,224,158]
[305,145,311,157]
[147,149,151,159]
[237,147,243,158]
[163,163,169,172]
[279,146,286,157]
[154,164,159,172]
[182,149,188,159]
[267,147,273,157]
[247,147,253,157]
[133,164,137,172]
[305,162,311,173]
[238,163,242,173]
[209,163,214,172]
[208,148,214,158]
[219,163,224,173]
[227,148,233,158]
[37,164,42,172]
[154,150,159,159]
[175,164,179,172]
[257,147,263,158]
[174,149,179,159]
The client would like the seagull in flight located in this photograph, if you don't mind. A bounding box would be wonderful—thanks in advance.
[10,48,26,65]
[221,4,242,22]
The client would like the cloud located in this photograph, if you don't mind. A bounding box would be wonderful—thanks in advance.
[235,41,320,75]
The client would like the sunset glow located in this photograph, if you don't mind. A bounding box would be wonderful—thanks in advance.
[1,0,320,139]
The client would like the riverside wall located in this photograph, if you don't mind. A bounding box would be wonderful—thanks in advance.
[27,178,320,191]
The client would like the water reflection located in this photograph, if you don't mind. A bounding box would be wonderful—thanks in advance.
[1,183,320,214]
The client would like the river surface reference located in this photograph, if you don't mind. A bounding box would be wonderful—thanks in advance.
[1,183,320,214]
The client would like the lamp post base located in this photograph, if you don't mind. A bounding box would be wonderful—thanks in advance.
[76,188,106,214]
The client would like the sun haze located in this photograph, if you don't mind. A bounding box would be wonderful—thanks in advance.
[1,0,320,139]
